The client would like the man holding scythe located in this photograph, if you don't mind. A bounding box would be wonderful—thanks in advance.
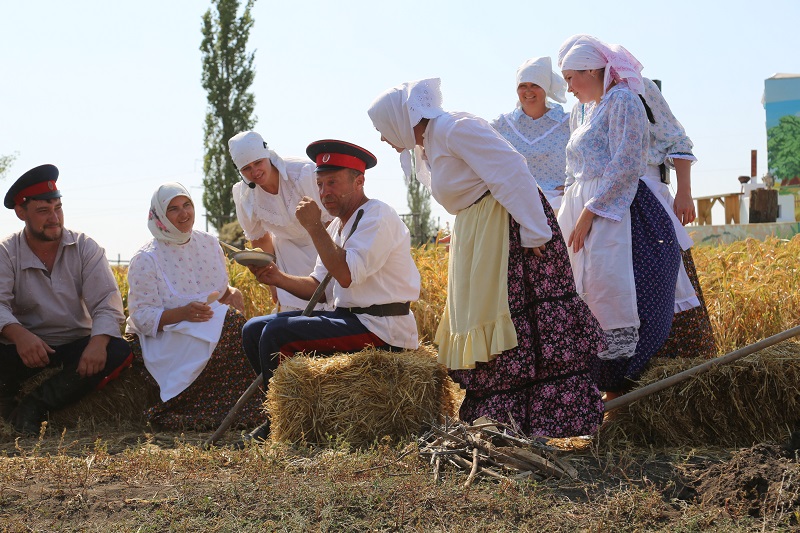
[237,139,421,445]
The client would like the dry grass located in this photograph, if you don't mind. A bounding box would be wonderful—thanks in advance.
[4,240,800,530]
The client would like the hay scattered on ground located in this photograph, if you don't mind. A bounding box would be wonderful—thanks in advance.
[266,345,459,447]
[600,340,800,448]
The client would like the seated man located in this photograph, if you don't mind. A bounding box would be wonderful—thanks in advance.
[0,164,132,435]
[240,140,421,443]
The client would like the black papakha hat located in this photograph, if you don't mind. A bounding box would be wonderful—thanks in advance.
[306,139,378,173]
[4,164,62,209]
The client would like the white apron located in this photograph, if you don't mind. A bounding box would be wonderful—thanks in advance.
[558,178,638,332]
[127,248,229,402]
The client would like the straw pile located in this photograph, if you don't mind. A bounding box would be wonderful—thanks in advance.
[0,359,159,438]
[600,340,800,447]
[266,345,459,447]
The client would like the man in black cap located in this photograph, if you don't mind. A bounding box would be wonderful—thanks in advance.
[238,140,421,445]
[0,164,133,435]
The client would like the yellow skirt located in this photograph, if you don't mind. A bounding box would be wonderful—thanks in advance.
[435,194,518,369]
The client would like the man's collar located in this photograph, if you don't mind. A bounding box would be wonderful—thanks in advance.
[19,228,75,270]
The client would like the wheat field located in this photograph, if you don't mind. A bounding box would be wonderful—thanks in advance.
[112,235,800,354]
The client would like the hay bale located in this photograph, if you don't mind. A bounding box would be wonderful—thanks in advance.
[266,345,459,446]
[50,363,160,430]
[0,358,160,438]
[601,340,800,447]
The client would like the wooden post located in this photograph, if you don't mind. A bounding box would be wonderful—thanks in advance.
[696,198,713,225]
[749,189,779,223]
[723,194,741,224]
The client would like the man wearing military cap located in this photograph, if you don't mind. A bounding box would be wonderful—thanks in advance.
[238,140,421,445]
[0,164,133,435]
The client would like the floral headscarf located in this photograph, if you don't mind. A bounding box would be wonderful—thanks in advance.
[147,182,193,245]
[367,78,446,189]
[557,34,645,96]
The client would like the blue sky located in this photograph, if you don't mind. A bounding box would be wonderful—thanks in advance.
[2,0,799,260]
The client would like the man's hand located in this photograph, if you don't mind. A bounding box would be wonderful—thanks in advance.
[249,263,283,287]
[296,196,323,230]
[77,335,109,378]
[2,324,53,368]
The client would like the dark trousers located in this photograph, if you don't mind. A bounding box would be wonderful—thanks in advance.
[241,309,391,385]
[0,335,132,399]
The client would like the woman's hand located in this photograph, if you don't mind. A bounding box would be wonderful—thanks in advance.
[219,286,245,313]
[672,189,696,226]
[181,301,214,323]
[567,207,596,253]
[523,244,547,258]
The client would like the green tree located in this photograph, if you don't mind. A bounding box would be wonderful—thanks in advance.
[404,158,436,246]
[767,115,800,183]
[0,152,18,181]
[200,0,257,231]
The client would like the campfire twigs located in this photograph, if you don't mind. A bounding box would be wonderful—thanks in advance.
[417,417,577,484]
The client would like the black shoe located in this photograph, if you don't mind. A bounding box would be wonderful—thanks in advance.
[232,419,271,450]
[7,398,47,436]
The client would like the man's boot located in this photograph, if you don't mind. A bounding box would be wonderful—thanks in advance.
[7,369,94,436]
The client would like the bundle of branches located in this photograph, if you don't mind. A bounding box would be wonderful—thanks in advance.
[601,340,800,447]
[417,417,579,486]
[267,345,459,447]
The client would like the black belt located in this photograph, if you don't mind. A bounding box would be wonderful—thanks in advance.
[343,302,411,317]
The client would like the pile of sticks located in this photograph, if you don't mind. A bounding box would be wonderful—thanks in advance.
[417,417,578,487]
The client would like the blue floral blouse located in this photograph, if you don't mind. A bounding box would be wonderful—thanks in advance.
[565,83,649,221]
[490,104,570,193]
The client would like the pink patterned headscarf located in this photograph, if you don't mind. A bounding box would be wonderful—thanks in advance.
[148,182,193,245]
[557,34,645,96]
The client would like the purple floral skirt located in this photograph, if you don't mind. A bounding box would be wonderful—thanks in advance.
[449,191,606,438]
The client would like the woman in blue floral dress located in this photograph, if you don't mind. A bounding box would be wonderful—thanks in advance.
[557,35,682,400]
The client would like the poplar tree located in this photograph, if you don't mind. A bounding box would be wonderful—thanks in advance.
[404,158,436,246]
[0,152,17,181]
[200,0,257,230]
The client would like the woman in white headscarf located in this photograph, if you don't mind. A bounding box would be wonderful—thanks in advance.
[491,56,571,212]
[368,79,606,438]
[125,183,263,430]
[557,35,684,400]
[228,131,333,312]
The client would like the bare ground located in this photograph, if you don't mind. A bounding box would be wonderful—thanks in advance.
[1,425,799,532]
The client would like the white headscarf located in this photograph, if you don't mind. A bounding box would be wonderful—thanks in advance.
[367,78,446,190]
[557,34,645,96]
[515,56,567,104]
[228,130,293,216]
[148,182,193,245]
